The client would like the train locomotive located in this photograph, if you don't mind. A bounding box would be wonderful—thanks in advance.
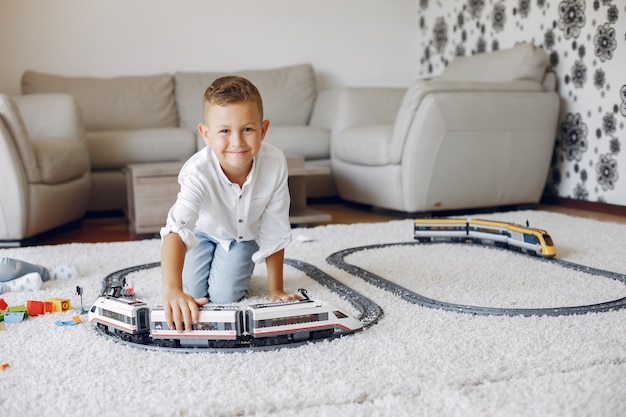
[88,289,364,350]
[414,218,556,257]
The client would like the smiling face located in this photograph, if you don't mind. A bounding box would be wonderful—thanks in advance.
[198,100,269,186]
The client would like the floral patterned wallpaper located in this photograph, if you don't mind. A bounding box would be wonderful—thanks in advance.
[416,0,626,207]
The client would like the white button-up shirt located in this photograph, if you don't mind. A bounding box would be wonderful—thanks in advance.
[160,142,291,263]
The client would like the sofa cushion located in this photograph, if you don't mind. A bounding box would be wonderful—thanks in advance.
[175,64,317,132]
[21,71,178,131]
[87,128,196,169]
[439,43,548,83]
[264,126,330,160]
[30,138,90,184]
[331,124,395,166]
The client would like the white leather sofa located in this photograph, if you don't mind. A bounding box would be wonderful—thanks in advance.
[324,43,560,213]
[0,93,91,243]
[21,64,336,213]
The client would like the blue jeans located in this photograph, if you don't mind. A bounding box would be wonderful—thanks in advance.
[182,231,259,304]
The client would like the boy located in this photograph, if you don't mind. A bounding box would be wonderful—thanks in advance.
[160,76,299,332]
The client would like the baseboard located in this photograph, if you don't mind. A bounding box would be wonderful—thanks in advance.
[0,219,84,248]
[541,196,626,217]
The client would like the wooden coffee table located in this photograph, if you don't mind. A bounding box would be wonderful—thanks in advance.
[124,155,331,234]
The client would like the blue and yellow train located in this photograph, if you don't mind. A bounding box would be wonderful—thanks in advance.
[414,218,556,257]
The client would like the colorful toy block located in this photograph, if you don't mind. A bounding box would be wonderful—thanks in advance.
[0,298,7,310]
[4,312,25,324]
[27,300,45,316]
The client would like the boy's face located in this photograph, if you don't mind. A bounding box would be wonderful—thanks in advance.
[198,101,269,184]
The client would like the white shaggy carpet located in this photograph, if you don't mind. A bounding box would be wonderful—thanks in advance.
[1,210,625,417]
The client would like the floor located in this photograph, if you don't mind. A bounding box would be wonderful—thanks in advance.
[30,200,626,246]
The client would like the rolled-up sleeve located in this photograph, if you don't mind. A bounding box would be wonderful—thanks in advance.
[159,170,207,251]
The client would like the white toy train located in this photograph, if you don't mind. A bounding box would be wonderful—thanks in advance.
[88,289,363,348]
[414,218,556,257]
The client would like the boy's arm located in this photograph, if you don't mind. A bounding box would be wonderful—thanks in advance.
[266,249,300,301]
[161,233,204,331]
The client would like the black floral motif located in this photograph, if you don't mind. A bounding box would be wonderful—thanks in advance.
[621,85,626,117]
[492,3,506,32]
[596,154,619,190]
[594,23,617,61]
[560,112,588,161]
[544,29,556,49]
[433,17,448,53]
[573,183,589,199]
[468,0,485,18]
[519,0,531,17]
[593,68,606,89]
[609,137,621,155]
[476,37,487,53]
[603,112,617,135]
[571,59,587,88]
[607,5,618,23]
[558,0,586,39]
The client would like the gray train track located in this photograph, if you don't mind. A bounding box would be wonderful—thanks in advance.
[327,241,626,317]
[93,258,382,353]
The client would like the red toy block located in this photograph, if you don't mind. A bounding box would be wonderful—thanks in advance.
[27,300,45,317]
[0,298,7,310]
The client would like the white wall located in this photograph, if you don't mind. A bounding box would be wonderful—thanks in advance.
[0,0,419,95]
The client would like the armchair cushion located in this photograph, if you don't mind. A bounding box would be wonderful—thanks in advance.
[31,138,90,184]
[439,43,549,83]
[332,124,395,166]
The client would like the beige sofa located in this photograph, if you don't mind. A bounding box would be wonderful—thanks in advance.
[21,64,336,212]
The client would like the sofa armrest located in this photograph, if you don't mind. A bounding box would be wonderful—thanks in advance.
[0,121,28,238]
[399,90,560,211]
[310,87,406,136]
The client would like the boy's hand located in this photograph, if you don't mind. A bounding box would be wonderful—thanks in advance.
[269,290,302,302]
[162,289,208,332]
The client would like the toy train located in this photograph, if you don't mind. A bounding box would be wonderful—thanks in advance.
[414,218,556,257]
[88,289,363,349]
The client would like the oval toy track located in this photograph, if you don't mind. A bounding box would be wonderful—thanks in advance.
[92,238,626,352]
[327,241,626,317]
[92,258,382,353]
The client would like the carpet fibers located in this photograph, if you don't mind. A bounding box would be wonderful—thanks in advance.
[1,210,625,417]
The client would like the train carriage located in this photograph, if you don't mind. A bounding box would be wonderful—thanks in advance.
[467,219,510,245]
[506,223,556,257]
[413,218,468,242]
[88,296,150,337]
[150,305,242,347]
[246,299,362,345]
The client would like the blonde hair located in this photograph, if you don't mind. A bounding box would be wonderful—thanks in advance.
[202,76,264,122]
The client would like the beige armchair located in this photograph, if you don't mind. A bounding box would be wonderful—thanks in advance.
[0,93,91,245]
[315,43,560,213]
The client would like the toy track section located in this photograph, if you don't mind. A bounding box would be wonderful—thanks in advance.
[327,242,626,317]
[92,259,382,353]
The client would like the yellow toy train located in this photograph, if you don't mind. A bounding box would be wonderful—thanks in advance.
[414,218,556,257]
